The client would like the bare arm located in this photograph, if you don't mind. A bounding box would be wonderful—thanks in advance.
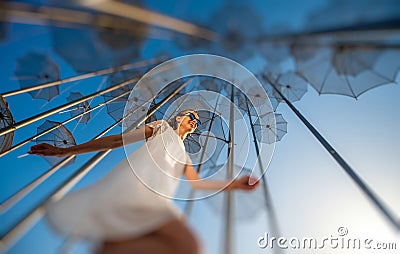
[29,125,154,157]
[184,164,259,191]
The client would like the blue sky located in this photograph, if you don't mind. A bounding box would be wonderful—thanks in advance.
[1,0,400,253]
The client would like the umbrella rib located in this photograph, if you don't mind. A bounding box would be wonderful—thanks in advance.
[343,72,357,98]
[352,53,394,82]
[319,65,333,93]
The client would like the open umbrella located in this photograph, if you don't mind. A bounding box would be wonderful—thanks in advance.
[51,8,148,74]
[305,0,400,32]
[207,3,262,61]
[36,120,76,167]
[65,92,91,124]
[271,71,308,103]
[293,44,400,98]
[14,52,60,101]
[102,70,141,125]
[96,18,148,50]
[253,113,287,144]
[0,96,15,153]
[176,3,264,62]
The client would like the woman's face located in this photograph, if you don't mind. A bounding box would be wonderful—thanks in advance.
[177,111,200,133]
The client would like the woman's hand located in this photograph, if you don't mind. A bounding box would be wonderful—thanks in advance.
[29,143,69,157]
[231,175,259,191]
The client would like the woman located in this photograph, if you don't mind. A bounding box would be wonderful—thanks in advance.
[29,109,259,254]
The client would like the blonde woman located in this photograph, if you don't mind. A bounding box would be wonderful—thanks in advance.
[30,109,259,254]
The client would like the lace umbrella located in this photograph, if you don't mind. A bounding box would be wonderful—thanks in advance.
[176,3,264,62]
[51,0,148,74]
[305,0,400,32]
[65,92,91,124]
[0,96,15,153]
[102,70,141,125]
[253,113,287,144]
[14,52,60,101]
[36,120,76,167]
[271,71,308,103]
[293,44,400,98]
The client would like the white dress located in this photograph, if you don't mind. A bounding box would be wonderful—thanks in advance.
[45,120,190,241]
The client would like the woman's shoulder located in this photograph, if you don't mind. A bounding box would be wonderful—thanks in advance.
[146,120,170,129]
[145,120,171,138]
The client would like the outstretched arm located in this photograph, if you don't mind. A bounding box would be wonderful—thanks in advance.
[29,125,154,157]
[184,164,259,191]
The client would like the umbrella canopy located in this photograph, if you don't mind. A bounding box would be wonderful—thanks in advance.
[196,77,227,93]
[14,52,60,101]
[254,113,287,144]
[102,70,141,125]
[207,3,263,61]
[176,3,264,62]
[48,0,148,74]
[36,120,76,167]
[332,45,382,76]
[293,44,400,98]
[271,71,308,103]
[96,19,148,50]
[305,0,400,32]
[51,18,147,74]
[65,92,91,124]
[0,96,15,153]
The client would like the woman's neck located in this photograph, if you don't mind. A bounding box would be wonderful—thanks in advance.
[175,128,188,140]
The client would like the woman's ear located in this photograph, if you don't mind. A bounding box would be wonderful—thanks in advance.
[175,116,182,123]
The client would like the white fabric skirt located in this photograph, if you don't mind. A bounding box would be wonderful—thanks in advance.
[45,158,180,241]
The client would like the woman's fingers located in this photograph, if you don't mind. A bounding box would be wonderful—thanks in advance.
[29,143,59,156]
[30,143,52,151]
[236,176,259,191]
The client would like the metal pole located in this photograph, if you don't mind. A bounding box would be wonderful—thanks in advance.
[244,98,283,254]
[2,58,158,98]
[2,1,217,40]
[184,94,221,217]
[0,78,138,137]
[0,78,193,251]
[223,85,235,254]
[263,74,400,230]
[0,91,133,211]
[80,1,217,40]
[0,90,132,158]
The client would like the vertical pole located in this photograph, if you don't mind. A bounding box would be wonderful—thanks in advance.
[224,85,235,254]
[184,94,220,217]
[245,98,283,254]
